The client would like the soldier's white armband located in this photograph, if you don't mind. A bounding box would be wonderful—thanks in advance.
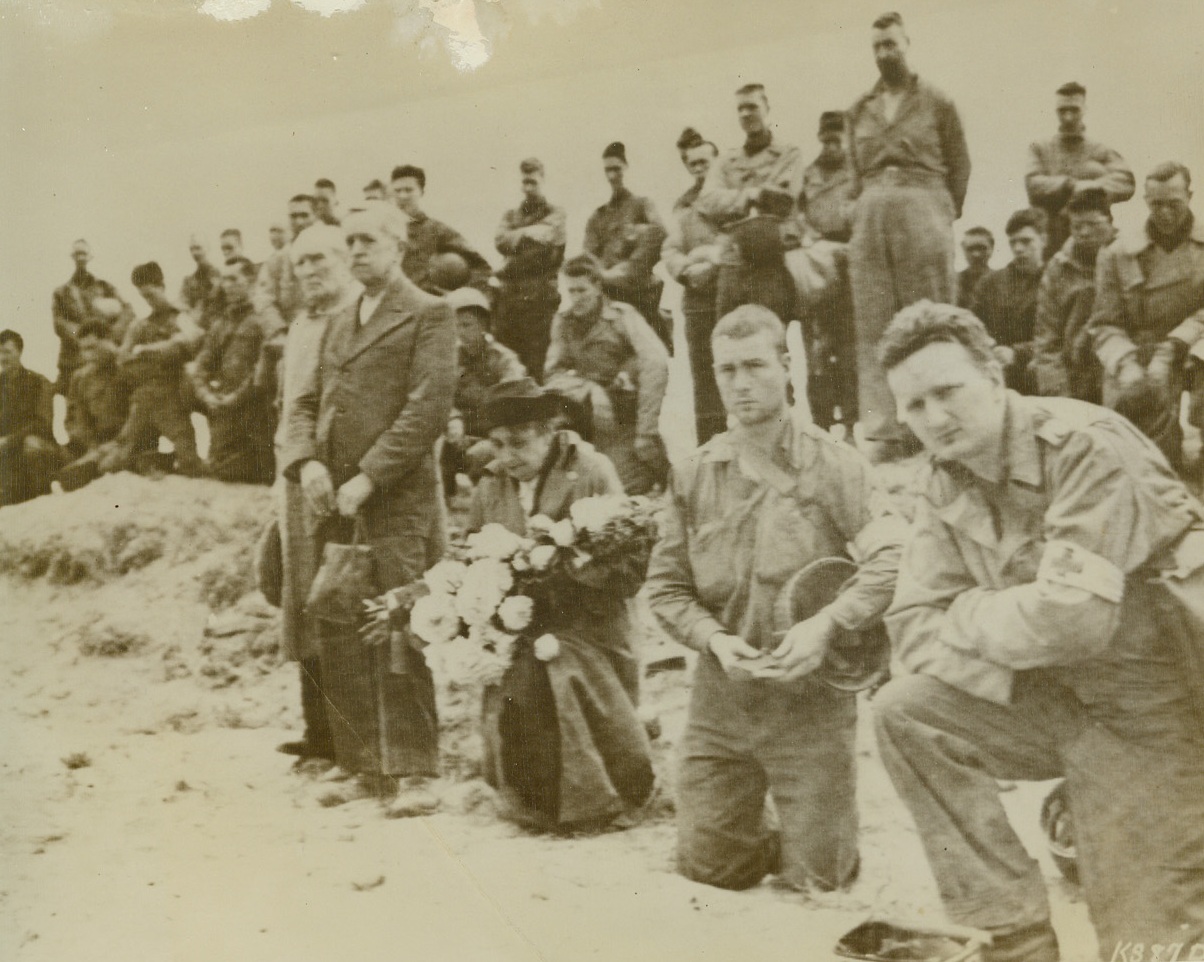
[1036,540,1124,604]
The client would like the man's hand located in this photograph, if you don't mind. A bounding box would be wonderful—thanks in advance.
[299,459,336,518]
[993,345,1016,367]
[681,262,712,288]
[336,472,375,518]
[1116,356,1146,392]
[634,435,670,483]
[23,436,56,455]
[708,631,770,680]
[771,610,838,683]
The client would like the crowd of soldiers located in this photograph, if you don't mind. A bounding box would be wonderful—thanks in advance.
[3,9,1204,961]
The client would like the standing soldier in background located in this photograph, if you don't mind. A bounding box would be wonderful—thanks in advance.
[255,194,316,332]
[52,239,133,398]
[544,254,669,495]
[801,112,855,244]
[956,227,996,309]
[493,157,566,380]
[662,127,723,444]
[0,330,58,507]
[268,223,288,253]
[1031,188,1114,403]
[970,208,1047,394]
[847,11,970,460]
[114,261,205,477]
[696,83,804,324]
[584,142,670,350]
[219,229,247,263]
[313,178,341,226]
[273,223,359,767]
[179,235,224,331]
[800,110,859,430]
[1089,162,1204,472]
[389,164,492,294]
[189,257,274,484]
[1025,82,1135,256]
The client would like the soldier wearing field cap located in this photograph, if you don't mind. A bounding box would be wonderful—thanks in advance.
[801,111,856,244]
[441,286,526,495]
[584,142,670,350]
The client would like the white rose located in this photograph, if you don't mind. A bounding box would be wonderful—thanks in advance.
[569,495,622,534]
[510,552,532,573]
[423,559,468,596]
[533,633,561,661]
[497,594,534,632]
[528,544,557,572]
[409,593,461,646]
[527,514,555,536]
[466,523,525,561]
[550,519,576,547]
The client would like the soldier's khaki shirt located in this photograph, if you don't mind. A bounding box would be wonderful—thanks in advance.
[646,420,903,653]
[888,393,1201,712]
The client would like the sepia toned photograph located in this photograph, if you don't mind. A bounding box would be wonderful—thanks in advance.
[2,1,1203,960]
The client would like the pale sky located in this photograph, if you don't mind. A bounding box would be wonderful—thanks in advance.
[2,0,1202,375]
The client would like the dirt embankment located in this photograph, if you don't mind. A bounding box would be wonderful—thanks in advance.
[0,473,1095,962]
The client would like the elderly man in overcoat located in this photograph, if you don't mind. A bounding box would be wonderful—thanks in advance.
[282,202,457,811]
[273,224,360,766]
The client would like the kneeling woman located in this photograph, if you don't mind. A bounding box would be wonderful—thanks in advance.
[470,378,656,831]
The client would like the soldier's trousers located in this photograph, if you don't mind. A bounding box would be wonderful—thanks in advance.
[116,387,204,476]
[0,443,58,506]
[715,263,797,325]
[681,287,725,445]
[848,179,955,442]
[676,654,859,892]
[494,279,560,381]
[208,404,274,484]
[874,672,1204,949]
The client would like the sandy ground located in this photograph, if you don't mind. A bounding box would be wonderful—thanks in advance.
[0,473,1098,962]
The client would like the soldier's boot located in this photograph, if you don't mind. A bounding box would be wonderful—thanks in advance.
[982,922,1060,962]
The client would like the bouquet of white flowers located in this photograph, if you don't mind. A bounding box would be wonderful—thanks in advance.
[361,496,659,688]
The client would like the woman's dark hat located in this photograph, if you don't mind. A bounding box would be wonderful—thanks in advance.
[481,378,563,432]
[772,556,891,692]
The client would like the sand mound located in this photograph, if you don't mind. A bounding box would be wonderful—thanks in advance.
[0,472,272,587]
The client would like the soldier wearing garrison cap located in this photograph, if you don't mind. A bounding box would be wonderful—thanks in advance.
[800,109,859,430]
[583,142,670,350]
[494,156,566,379]
[802,111,856,244]
[663,127,724,443]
